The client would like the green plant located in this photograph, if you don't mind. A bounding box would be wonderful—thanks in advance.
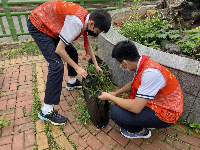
[0,113,11,129]
[4,41,40,59]
[44,123,64,150]
[83,63,114,97]
[92,42,98,51]
[178,114,200,134]
[115,4,200,57]
[74,96,93,127]
[0,68,4,74]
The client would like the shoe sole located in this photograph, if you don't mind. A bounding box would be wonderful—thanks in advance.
[38,112,66,126]
[120,128,151,139]
[66,86,82,90]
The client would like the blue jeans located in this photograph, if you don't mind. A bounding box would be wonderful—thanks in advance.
[27,19,78,105]
[110,104,174,133]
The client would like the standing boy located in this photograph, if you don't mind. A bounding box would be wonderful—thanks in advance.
[27,0,111,125]
[98,40,183,138]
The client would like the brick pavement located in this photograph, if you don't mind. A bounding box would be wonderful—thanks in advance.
[0,38,200,150]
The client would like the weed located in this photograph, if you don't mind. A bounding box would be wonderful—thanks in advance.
[0,113,11,129]
[59,126,78,150]
[178,114,200,134]
[115,4,200,57]
[3,41,40,59]
[0,68,4,74]
[92,42,98,51]
[44,123,65,150]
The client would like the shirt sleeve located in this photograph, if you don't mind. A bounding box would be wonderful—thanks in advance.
[59,15,83,45]
[136,68,166,100]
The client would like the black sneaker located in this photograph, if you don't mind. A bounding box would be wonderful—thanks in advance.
[120,128,151,139]
[38,109,67,125]
[66,79,82,90]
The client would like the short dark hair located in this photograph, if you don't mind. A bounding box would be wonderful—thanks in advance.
[89,8,111,33]
[112,40,140,63]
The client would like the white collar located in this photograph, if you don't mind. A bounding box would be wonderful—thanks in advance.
[136,56,142,74]
[84,14,90,30]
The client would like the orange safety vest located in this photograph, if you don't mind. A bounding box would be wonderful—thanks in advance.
[30,0,89,40]
[130,56,183,123]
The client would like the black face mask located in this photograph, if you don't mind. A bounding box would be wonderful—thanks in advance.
[87,30,99,37]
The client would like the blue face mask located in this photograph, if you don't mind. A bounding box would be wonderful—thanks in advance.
[120,64,131,73]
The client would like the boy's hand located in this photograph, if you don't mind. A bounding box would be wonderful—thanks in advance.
[109,92,117,96]
[98,92,111,101]
[75,67,88,78]
[95,65,103,73]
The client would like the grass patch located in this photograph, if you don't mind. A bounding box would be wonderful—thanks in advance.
[1,40,40,59]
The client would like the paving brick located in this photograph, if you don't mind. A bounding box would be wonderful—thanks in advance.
[2,83,10,91]
[0,135,13,145]
[140,140,161,150]
[82,132,103,150]
[36,131,49,150]
[7,98,16,109]
[15,106,25,119]
[152,129,167,141]
[165,136,191,149]
[130,138,144,146]
[1,121,14,136]
[25,129,35,148]
[59,100,71,111]
[152,138,178,150]
[114,144,126,150]
[69,133,88,150]
[10,58,16,64]
[23,146,35,150]
[16,95,32,102]
[66,95,76,106]
[14,122,34,133]
[125,141,143,150]
[71,121,83,132]
[13,132,24,150]
[16,99,33,107]
[99,145,110,150]
[55,134,75,150]
[85,146,93,150]
[88,124,101,136]
[10,82,19,91]
[65,110,76,122]
[14,116,32,126]
[101,124,113,133]
[96,131,118,149]
[51,125,63,138]
[177,132,200,147]
[6,113,15,121]
[21,56,27,62]
[18,75,26,84]
[108,129,129,147]
[0,144,12,150]
[0,100,7,110]
[62,89,71,97]
[63,122,76,136]
[35,119,45,133]
[17,89,27,97]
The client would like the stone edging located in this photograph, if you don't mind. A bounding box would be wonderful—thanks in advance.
[101,7,200,76]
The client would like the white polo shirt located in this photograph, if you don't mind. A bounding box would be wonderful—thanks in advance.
[135,57,166,100]
[59,14,90,45]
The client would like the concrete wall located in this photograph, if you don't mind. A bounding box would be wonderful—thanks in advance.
[98,7,200,124]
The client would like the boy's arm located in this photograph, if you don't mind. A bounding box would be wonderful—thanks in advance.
[99,92,148,114]
[110,81,132,96]
[55,40,88,78]
[87,37,103,73]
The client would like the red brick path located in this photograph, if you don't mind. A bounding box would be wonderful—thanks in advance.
[0,38,200,150]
